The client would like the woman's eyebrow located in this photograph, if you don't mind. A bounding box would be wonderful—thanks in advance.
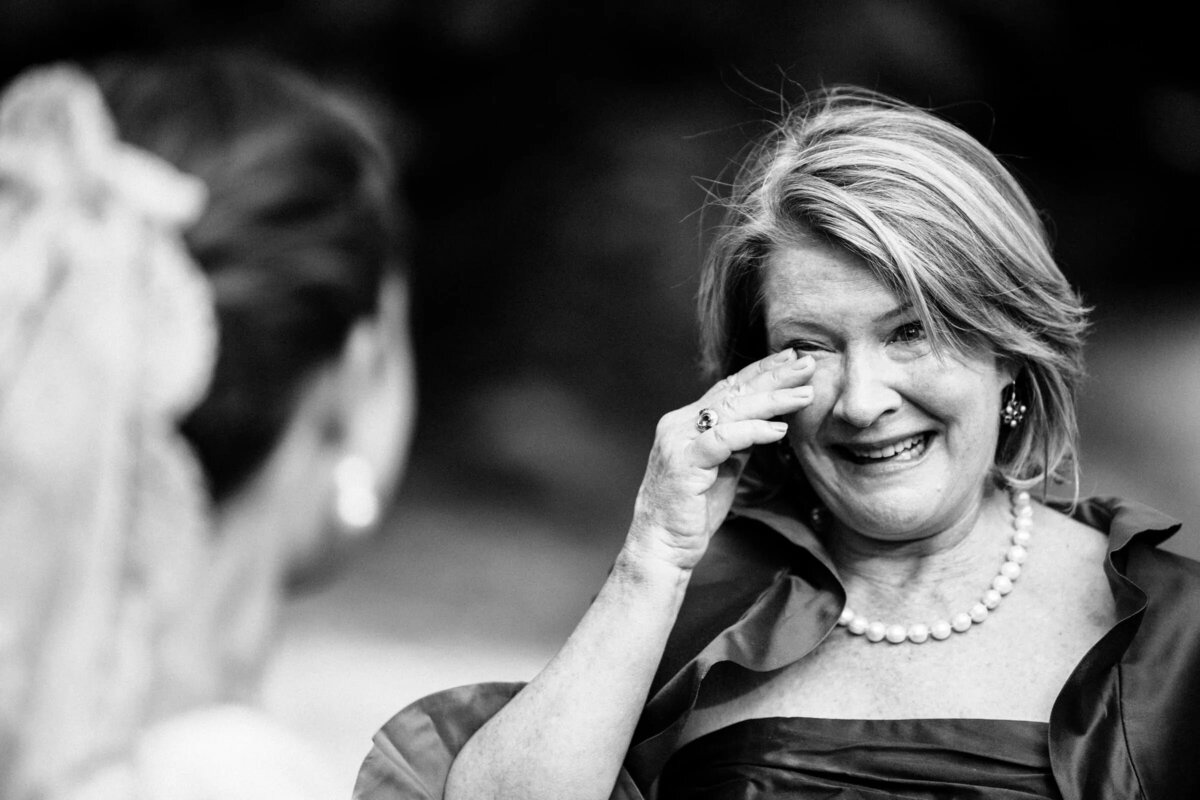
[874,301,914,324]
[768,299,915,334]
[767,314,823,330]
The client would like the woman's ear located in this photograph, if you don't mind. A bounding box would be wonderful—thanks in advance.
[333,273,417,516]
[995,356,1020,393]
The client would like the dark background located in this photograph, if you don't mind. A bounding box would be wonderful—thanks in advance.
[6,0,1199,502]
[5,0,1199,783]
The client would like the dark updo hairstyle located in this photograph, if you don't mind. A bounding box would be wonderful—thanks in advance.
[95,51,405,503]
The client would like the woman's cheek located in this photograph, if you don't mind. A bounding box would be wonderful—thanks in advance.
[787,365,835,445]
[806,361,839,415]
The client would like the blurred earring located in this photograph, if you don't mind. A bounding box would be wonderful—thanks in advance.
[334,454,380,535]
[1000,383,1027,429]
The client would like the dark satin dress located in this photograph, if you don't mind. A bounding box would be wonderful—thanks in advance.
[356,499,1200,800]
[658,717,1061,800]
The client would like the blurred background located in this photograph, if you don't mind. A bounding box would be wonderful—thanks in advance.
[4,0,1198,787]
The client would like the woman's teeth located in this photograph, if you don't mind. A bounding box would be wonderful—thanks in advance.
[849,434,928,462]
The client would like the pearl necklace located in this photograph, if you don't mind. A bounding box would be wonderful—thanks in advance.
[836,490,1033,644]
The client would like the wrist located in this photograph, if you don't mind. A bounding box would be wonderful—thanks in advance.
[613,537,695,595]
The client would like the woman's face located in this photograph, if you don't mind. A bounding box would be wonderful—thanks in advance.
[764,236,1011,542]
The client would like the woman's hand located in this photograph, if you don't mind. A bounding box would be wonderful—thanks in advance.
[625,348,815,572]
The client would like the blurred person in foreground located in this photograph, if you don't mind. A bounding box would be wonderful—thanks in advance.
[0,52,415,799]
[356,88,1200,800]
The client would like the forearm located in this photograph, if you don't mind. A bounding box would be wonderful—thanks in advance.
[444,351,813,800]
[444,543,690,800]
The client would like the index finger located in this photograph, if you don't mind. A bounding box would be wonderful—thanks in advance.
[698,348,812,405]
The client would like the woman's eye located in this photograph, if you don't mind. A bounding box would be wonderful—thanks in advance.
[891,321,925,344]
[785,341,823,354]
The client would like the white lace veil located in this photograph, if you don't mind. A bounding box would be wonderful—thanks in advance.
[0,64,222,798]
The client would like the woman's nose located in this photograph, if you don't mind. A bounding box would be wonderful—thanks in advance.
[830,351,901,429]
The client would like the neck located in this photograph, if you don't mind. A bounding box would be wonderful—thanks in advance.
[827,485,1014,612]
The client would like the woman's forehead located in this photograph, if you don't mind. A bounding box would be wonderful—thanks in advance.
[762,241,903,325]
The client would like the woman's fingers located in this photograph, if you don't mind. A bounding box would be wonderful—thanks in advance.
[686,382,813,468]
[704,384,813,430]
[669,350,817,469]
[698,349,814,406]
[690,419,790,467]
[629,350,816,568]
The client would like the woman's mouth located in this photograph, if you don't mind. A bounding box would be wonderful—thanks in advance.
[838,433,931,465]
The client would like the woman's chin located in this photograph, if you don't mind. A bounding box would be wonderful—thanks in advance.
[818,476,958,542]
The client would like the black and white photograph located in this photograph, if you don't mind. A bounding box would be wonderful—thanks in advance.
[1,1,1197,798]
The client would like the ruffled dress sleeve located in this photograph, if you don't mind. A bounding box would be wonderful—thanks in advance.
[353,682,646,799]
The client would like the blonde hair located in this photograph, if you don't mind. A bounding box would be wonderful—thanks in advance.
[699,87,1089,489]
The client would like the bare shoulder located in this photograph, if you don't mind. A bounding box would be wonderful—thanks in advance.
[1021,501,1114,627]
[1029,501,1110,572]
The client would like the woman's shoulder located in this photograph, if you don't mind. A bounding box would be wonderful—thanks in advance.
[1042,494,1200,665]
[1036,500,1112,562]
[1058,498,1200,797]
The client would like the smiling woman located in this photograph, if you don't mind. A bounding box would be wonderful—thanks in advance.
[356,88,1200,800]
[764,237,1013,543]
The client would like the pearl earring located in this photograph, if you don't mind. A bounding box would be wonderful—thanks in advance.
[334,454,380,535]
[1000,383,1027,429]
